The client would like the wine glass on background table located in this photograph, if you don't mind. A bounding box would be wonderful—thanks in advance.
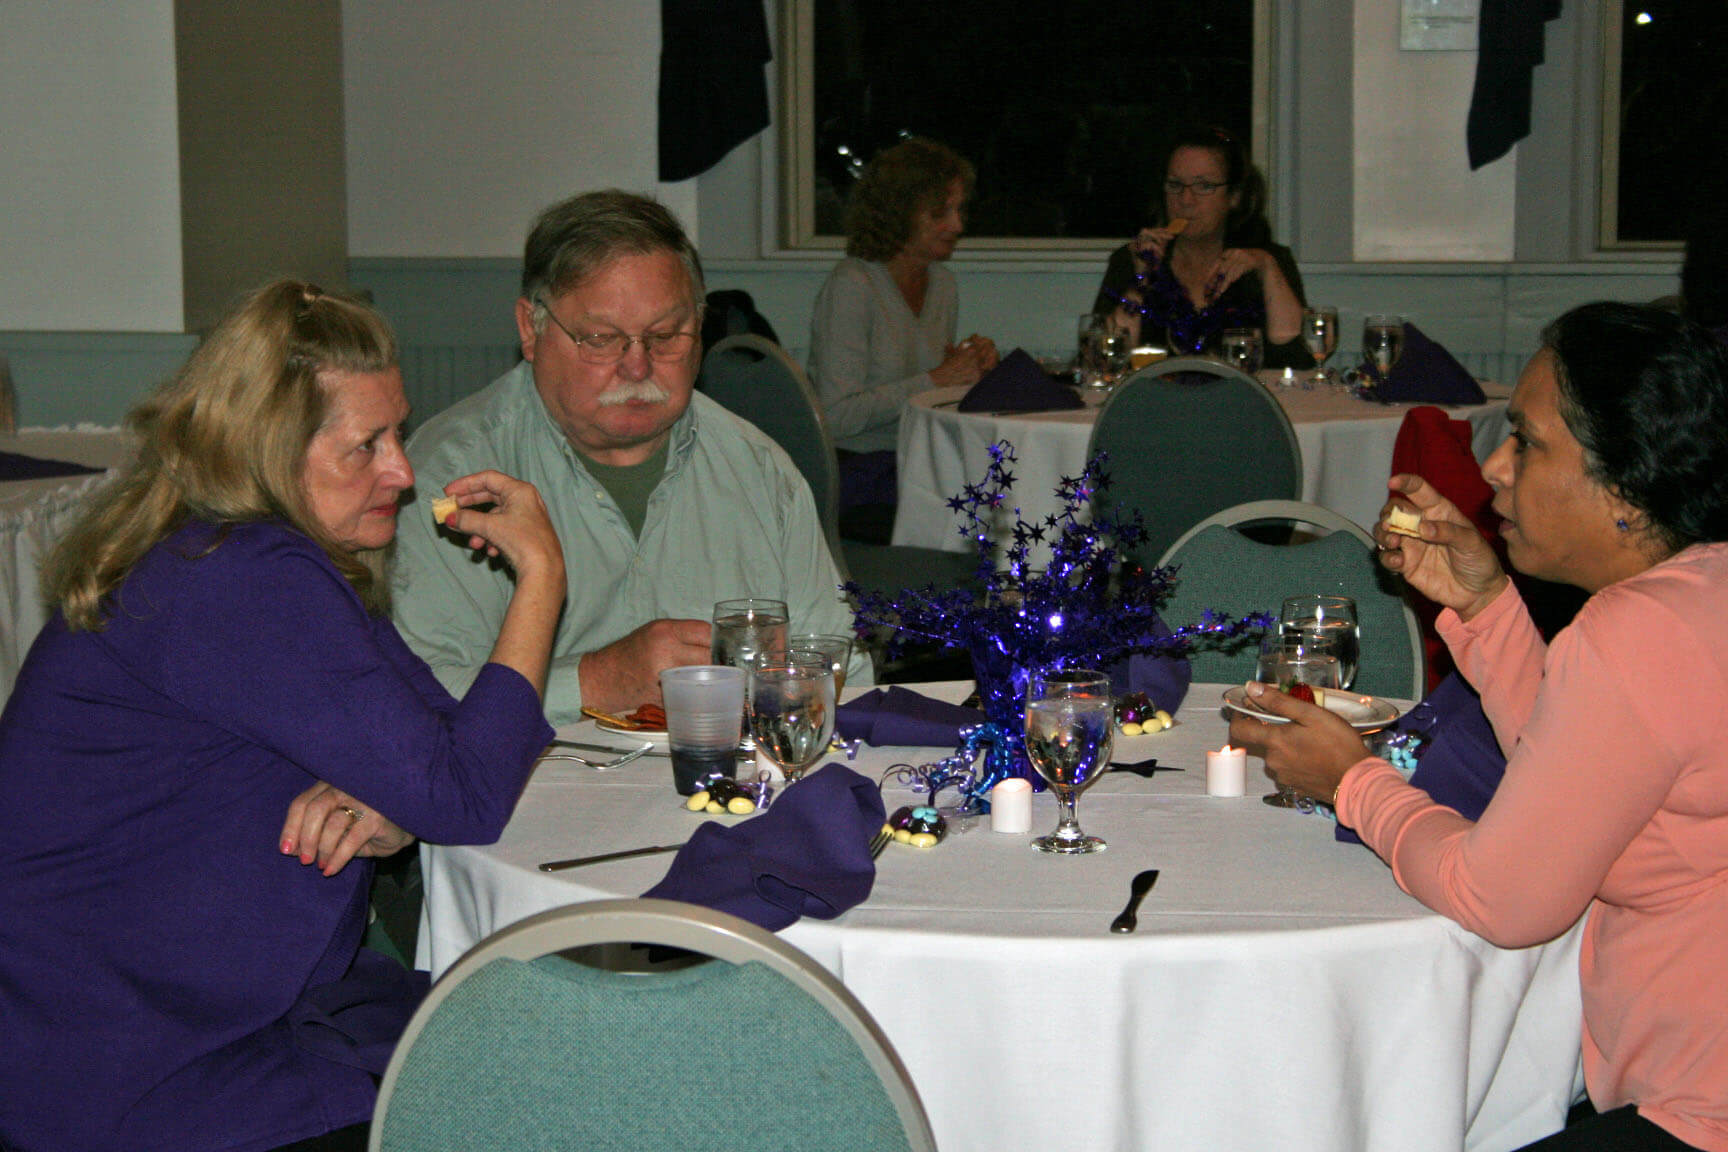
[1256,633,1343,809]
[1024,669,1115,854]
[1362,315,1406,384]
[1220,327,1264,375]
[712,598,788,752]
[748,654,836,785]
[1302,307,1340,386]
[1280,595,1360,690]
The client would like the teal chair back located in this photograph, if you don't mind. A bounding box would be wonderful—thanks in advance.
[372,899,934,1152]
[1087,357,1302,565]
[700,334,844,559]
[1156,500,1425,701]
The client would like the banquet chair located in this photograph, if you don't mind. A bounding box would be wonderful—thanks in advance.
[1156,500,1425,700]
[371,898,936,1152]
[698,334,977,604]
[1087,357,1302,565]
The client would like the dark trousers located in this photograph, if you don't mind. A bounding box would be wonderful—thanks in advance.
[1521,1105,1701,1151]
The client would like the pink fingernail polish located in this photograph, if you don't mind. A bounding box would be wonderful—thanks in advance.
[281,839,294,854]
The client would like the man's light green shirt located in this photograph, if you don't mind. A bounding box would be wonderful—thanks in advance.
[391,362,869,724]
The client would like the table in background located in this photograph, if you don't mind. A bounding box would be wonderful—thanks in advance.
[0,428,132,702]
[893,374,1512,554]
[419,682,1583,1152]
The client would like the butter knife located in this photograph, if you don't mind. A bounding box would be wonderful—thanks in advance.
[538,842,686,872]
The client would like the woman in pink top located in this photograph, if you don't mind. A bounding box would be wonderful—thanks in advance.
[1231,302,1728,1151]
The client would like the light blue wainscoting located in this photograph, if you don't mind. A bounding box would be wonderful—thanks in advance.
[0,331,201,427]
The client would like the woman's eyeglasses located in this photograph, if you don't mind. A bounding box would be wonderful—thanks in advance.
[1164,179,1230,198]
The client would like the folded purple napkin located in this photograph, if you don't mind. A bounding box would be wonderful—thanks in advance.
[1373,323,1487,405]
[1336,672,1506,844]
[1105,650,1192,713]
[287,947,430,1073]
[643,763,886,932]
[836,685,986,747]
[958,348,1084,413]
[0,450,104,482]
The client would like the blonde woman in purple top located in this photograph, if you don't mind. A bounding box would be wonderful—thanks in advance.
[0,280,564,1151]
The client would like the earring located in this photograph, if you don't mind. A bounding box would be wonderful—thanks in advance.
[1616,518,1630,532]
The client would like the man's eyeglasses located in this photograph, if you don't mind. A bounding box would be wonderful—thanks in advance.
[535,297,698,364]
[1164,179,1230,198]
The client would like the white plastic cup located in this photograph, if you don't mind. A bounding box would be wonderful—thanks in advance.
[660,665,745,795]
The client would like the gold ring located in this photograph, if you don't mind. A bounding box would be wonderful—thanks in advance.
[339,805,363,822]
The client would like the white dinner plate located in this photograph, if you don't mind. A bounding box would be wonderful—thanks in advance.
[594,717,671,751]
[1221,685,1400,730]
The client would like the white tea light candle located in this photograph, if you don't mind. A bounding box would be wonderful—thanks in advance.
[1206,745,1247,797]
[991,778,1033,833]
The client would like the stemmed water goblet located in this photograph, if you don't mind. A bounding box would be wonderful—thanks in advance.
[788,633,854,751]
[1302,307,1340,387]
[747,653,836,785]
[1280,595,1360,690]
[1023,668,1115,854]
[1220,327,1263,375]
[1362,315,1406,384]
[711,598,788,751]
[1256,633,1343,809]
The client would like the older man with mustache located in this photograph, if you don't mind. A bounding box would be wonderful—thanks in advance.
[391,190,867,722]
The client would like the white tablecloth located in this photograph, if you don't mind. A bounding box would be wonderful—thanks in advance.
[0,428,132,702]
[893,375,1512,554]
[419,681,1583,1152]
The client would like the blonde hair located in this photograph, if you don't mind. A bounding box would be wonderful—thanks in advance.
[45,279,400,630]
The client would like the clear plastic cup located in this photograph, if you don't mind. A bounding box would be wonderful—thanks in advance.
[659,665,745,795]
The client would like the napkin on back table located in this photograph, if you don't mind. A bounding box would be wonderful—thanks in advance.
[643,763,885,932]
[958,348,1084,413]
[836,685,984,748]
[1373,322,1487,406]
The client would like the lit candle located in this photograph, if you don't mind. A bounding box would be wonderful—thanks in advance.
[991,778,1033,833]
[1206,744,1247,797]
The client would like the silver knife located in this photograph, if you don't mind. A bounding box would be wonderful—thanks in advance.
[538,842,687,872]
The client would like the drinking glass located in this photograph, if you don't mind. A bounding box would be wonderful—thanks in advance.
[1220,327,1263,375]
[711,598,789,751]
[748,655,836,784]
[1362,315,1406,380]
[1097,323,1130,387]
[1023,669,1115,854]
[787,634,853,697]
[1280,595,1360,690]
[1256,634,1343,809]
[1076,313,1106,389]
[1301,307,1340,386]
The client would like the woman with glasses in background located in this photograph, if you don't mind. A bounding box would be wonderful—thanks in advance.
[1093,125,1312,368]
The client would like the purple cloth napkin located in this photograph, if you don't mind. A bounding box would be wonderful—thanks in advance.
[1337,672,1507,845]
[1373,323,1487,405]
[0,450,104,482]
[643,763,886,932]
[835,685,985,747]
[286,947,430,1073]
[1105,651,1192,713]
[958,348,1084,413]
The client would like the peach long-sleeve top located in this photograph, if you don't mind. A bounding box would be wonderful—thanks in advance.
[1337,543,1728,1152]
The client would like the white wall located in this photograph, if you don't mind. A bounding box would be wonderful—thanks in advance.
[1351,0,1517,260]
[343,0,695,259]
[0,1,183,331]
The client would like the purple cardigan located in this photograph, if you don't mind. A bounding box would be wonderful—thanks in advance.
[0,521,553,1151]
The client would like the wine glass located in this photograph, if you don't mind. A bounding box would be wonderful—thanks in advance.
[711,598,788,751]
[1302,307,1340,386]
[787,634,853,697]
[1280,595,1360,690]
[1023,669,1115,854]
[748,655,836,784]
[1256,633,1343,809]
[1220,327,1263,375]
[1098,323,1130,388]
[1362,315,1406,382]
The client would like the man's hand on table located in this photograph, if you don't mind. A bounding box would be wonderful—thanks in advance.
[578,618,713,714]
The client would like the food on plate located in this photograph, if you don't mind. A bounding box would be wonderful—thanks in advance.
[583,703,667,730]
[1253,680,1328,707]
[1166,217,1189,236]
[1383,505,1423,539]
[430,495,459,526]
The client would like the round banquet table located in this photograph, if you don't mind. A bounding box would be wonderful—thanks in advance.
[418,681,1584,1152]
[892,373,1512,555]
[0,426,132,704]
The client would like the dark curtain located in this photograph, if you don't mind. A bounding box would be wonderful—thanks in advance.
[658,0,772,182]
[1466,0,1563,169]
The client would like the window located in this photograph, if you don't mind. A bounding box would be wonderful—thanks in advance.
[1601,0,1728,248]
[778,0,1268,251]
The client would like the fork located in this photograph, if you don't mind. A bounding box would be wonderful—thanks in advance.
[868,823,893,859]
[539,742,652,770]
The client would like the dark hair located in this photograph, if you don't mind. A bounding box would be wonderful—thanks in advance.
[844,137,976,262]
[1154,125,1274,249]
[521,189,704,320]
[1543,301,1728,552]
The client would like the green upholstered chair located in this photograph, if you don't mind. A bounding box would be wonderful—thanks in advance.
[371,898,936,1152]
[1086,357,1302,566]
[1156,500,1425,701]
[698,334,977,604]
